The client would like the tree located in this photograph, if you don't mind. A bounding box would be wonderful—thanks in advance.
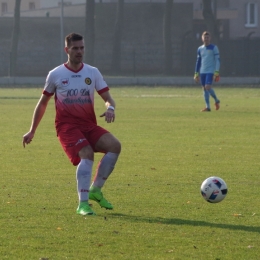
[84,0,95,64]
[163,0,173,75]
[202,0,219,43]
[111,0,124,74]
[10,0,21,77]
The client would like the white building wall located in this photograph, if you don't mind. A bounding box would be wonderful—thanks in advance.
[229,0,260,38]
[0,0,40,14]
[39,0,85,8]
[2,0,260,38]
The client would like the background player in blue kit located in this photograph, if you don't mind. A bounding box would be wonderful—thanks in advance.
[194,31,220,112]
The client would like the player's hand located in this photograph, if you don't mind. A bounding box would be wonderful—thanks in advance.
[100,109,115,123]
[194,73,200,83]
[22,132,34,148]
[214,71,220,82]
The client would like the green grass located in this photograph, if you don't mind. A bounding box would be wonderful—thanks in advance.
[0,86,260,260]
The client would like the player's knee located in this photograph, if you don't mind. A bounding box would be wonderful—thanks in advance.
[78,145,94,160]
[113,138,121,154]
[95,133,121,154]
[106,136,121,154]
[107,137,121,154]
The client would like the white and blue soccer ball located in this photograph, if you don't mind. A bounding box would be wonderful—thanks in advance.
[200,176,228,203]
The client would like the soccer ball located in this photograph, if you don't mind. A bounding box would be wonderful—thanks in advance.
[200,176,228,203]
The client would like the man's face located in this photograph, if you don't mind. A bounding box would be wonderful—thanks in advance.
[65,40,84,64]
[202,34,211,46]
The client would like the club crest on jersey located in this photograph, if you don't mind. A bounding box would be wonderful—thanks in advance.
[61,78,70,87]
[85,77,92,85]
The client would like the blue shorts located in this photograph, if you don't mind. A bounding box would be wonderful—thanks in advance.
[200,73,213,86]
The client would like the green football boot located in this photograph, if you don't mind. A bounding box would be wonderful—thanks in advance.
[89,186,113,210]
[76,201,96,216]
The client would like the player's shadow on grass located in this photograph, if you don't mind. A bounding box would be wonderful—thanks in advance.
[109,213,260,233]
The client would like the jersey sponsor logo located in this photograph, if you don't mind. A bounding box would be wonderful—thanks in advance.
[63,98,92,105]
[71,75,82,78]
[63,88,92,105]
[80,89,90,96]
[67,89,78,97]
[85,77,92,85]
[61,78,70,87]
[66,89,90,97]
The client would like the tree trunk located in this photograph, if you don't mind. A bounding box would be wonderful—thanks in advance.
[163,0,173,75]
[84,0,95,64]
[10,0,21,77]
[202,0,219,44]
[111,0,124,74]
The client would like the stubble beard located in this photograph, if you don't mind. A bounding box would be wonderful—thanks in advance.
[71,56,83,65]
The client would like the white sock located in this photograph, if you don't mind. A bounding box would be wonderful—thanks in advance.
[76,159,93,202]
[92,152,119,188]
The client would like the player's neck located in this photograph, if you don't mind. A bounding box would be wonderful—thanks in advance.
[65,61,83,71]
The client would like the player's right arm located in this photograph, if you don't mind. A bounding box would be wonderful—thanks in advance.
[23,94,52,147]
[194,48,201,83]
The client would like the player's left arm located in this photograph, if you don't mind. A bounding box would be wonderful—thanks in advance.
[99,90,116,123]
[214,46,220,82]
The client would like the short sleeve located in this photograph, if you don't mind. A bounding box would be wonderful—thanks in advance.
[94,68,108,92]
[43,71,57,94]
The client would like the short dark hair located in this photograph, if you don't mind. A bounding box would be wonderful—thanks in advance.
[202,31,210,36]
[65,33,83,47]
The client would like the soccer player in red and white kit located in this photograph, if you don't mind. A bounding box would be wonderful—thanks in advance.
[22,33,121,216]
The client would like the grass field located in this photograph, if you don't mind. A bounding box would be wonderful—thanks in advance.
[0,86,260,260]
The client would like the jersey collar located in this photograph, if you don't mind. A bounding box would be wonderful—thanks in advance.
[64,62,84,73]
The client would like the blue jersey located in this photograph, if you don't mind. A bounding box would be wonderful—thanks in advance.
[195,44,220,74]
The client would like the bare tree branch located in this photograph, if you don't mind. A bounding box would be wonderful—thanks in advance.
[164,0,173,75]
[202,0,219,43]
[84,0,95,64]
[111,0,124,74]
[10,0,21,76]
